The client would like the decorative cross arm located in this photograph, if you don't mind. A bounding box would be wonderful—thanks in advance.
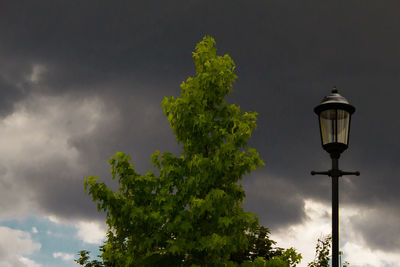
[311,170,360,177]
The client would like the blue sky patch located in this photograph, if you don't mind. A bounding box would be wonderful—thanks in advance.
[0,216,103,267]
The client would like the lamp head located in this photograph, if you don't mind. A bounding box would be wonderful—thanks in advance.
[314,87,355,158]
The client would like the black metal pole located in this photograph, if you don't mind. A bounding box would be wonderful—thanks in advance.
[311,155,359,267]
[331,155,339,267]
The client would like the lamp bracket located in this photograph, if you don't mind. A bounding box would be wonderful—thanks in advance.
[340,171,360,176]
[311,171,330,176]
[311,170,360,177]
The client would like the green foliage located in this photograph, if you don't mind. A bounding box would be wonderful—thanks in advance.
[75,250,103,267]
[239,247,301,267]
[340,251,350,267]
[77,36,301,266]
[308,235,331,267]
[231,226,282,262]
[276,248,302,266]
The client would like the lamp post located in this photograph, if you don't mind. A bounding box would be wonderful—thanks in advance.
[311,87,360,267]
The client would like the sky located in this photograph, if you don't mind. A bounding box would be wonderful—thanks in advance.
[0,1,399,266]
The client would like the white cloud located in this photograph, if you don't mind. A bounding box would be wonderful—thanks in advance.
[75,221,107,244]
[271,199,400,267]
[342,241,400,267]
[0,94,103,165]
[0,226,41,267]
[46,215,61,224]
[18,257,41,267]
[31,227,38,234]
[271,199,331,266]
[53,252,74,261]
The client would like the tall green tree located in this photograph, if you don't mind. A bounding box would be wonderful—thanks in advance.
[77,36,301,266]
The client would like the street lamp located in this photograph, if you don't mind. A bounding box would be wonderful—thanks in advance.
[311,87,360,267]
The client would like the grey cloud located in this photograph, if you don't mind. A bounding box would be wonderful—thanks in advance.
[0,93,118,220]
[348,205,400,253]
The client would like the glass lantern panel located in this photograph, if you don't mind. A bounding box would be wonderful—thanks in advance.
[319,109,350,145]
[337,109,350,144]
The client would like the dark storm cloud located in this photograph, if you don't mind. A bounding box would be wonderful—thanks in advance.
[1,0,399,253]
[0,78,23,116]
[242,172,307,231]
[0,0,200,92]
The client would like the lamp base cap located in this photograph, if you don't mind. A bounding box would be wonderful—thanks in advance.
[322,143,348,158]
